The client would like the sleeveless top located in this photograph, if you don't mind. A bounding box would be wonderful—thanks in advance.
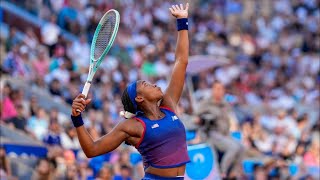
[134,106,190,169]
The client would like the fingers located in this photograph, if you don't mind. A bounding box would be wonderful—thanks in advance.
[72,109,81,116]
[72,102,85,112]
[180,3,184,10]
[171,5,177,11]
[85,99,92,105]
[169,7,174,14]
[175,5,180,10]
[170,3,188,12]
[77,94,85,99]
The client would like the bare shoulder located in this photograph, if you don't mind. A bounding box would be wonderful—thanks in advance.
[117,118,144,137]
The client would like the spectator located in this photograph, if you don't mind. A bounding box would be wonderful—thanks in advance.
[252,164,267,180]
[196,80,243,178]
[113,149,131,175]
[27,107,49,140]
[1,89,19,121]
[49,79,63,97]
[29,95,39,117]
[5,27,20,52]
[64,164,78,180]
[31,158,55,180]
[41,15,60,49]
[78,159,94,180]
[23,27,39,51]
[303,136,320,167]
[0,146,14,180]
[7,104,28,132]
[1,0,319,179]
[32,47,50,77]
[60,124,81,150]
[96,163,114,180]
[43,120,61,146]
[67,34,90,70]
[113,165,132,180]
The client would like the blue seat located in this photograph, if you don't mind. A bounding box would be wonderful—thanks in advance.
[289,164,299,176]
[231,131,242,142]
[130,152,142,165]
[242,160,262,175]
[186,130,196,141]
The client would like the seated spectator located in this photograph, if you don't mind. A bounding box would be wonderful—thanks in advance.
[113,149,132,176]
[64,164,78,180]
[27,107,49,140]
[48,79,63,97]
[96,164,114,180]
[7,104,28,132]
[61,125,81,150]
[1,88,18,121]
[32,158,55,180]
[113,165,132,180]
[252,164,267,180]
[43,120,61,146]
[0,146,14,180]
[303,136,320,167]
[32,47,50,77]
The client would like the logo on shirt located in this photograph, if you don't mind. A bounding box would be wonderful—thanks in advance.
[151,123,159,129]
[172,115,178,121]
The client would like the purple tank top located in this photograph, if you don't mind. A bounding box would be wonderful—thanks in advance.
[134,106,190,169]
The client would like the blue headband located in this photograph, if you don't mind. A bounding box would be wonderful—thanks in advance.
[127,81,137,111]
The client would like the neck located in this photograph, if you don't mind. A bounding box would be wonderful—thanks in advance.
[140,101,164,120]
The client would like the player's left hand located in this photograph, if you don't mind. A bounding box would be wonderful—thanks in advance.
[169,3,189,19]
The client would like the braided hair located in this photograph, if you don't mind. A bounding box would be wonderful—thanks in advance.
[121,88,137,116]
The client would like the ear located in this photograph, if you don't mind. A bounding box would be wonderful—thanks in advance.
[135,96,144,103]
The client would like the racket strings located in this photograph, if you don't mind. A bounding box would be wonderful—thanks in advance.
[94,11,117,60]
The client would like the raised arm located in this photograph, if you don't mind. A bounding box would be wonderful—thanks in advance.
[162,3,189,110]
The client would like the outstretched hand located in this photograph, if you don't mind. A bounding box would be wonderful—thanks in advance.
[71,94,91,116]
[169,3,189,19]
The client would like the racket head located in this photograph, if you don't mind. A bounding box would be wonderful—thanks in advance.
[87,9,120,81]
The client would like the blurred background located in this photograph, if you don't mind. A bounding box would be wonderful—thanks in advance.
[0,0,319,179]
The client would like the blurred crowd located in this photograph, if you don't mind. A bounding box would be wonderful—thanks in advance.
[1,0,319,179]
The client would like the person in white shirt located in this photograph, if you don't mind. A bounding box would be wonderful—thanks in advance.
[61,125,81,150]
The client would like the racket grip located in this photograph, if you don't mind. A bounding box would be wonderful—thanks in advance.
[82,81,91,98]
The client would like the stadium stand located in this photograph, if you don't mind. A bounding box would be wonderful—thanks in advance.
[0,0,319,179]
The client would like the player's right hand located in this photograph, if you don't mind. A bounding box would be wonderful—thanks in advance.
[169,3,189,19]
[71,94,91,116]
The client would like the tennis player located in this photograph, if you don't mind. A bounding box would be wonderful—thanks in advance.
[71,3,190,179]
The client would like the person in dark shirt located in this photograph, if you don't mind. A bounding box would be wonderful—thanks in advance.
[7,104,27,132]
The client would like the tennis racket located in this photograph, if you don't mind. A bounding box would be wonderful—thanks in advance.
[82,9,120,97]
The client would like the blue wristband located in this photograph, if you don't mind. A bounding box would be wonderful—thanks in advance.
[71,115,84,128]
[177,18,188,31]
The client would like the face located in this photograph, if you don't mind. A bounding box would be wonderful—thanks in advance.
[212,82,225,102]
[136,80,163,103]
[67,165,78,177]
[0,147,5,158]
[38,159,50,175]
[254,167,267,180]
[99,166,112,179]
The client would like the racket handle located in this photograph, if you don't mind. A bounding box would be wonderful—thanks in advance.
[82,81,92,98]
